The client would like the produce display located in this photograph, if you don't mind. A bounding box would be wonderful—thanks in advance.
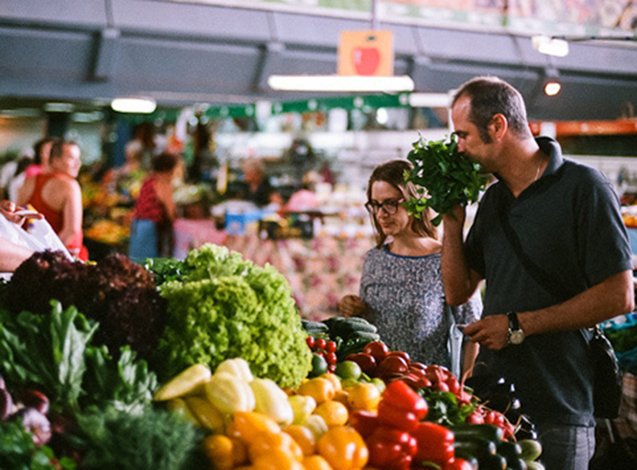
[403,136,487,226]
[0,246,546,469]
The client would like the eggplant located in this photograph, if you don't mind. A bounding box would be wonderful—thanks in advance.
[0,388,14,420]
[13,407,52,446]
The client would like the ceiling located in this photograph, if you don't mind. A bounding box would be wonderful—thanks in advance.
[0,0,636,122]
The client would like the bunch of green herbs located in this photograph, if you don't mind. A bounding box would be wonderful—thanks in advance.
[404,135,487,226]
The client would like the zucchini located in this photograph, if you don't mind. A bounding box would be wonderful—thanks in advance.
[451,423,504,443]
[518,439,543,462]
[324,316,378,338]
[526,461,545,470]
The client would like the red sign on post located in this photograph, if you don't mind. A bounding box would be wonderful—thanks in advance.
[337,30,394,76]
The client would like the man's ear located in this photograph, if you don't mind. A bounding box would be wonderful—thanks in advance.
[489,113,508,141]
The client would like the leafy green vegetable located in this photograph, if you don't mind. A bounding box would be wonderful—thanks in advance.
[82,345,158,415]
[0,301,157,415]
[419,388,476,426]
[0,420,75,470]
[67,407,203,470]
[154,244,312,388]
[404,135,487,226]
[0,301,97,413]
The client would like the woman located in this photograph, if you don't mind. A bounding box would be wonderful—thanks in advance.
[17,139,88,261]
[128,151,180,261]
[339,159,482,375]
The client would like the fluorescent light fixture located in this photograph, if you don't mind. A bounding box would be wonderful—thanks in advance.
[408,92,451,108]
[532,35,570,57]
[44,102,74,113]
[268,75,414,92]
[110,97,157,114]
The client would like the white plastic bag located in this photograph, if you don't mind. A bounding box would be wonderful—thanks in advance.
[0,214,72,260]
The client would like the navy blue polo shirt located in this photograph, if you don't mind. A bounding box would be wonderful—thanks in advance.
[465,136,632,426]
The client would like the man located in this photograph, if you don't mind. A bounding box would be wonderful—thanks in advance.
[441,76,634,469]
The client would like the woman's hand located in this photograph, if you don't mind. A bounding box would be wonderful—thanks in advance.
[0,200,42,225]
[338,294,367,318]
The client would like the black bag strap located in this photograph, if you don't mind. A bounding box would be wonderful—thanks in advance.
[498,208,567,300]
[498,208,603,338]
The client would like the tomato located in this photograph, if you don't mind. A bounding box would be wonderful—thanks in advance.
[315,338,327,350]
[377,356,409,378]
[344,353,377,376]
[325,341,337,353]
[306,336,315,349]
[363,341,389,362]
[385,351,411,364]
[325,352,338,365]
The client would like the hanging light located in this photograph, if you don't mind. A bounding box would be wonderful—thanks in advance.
[543,67,562,97]
[110,97,157,113]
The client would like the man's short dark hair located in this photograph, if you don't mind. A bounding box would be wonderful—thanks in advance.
[452,76,532,142]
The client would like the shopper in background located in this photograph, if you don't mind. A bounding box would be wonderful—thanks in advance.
[237,158,278,207]
[441,76,634,470]
[17,139,88,261]
[338,159,482,374]
[24,137,55,178]
[128,151,181,262]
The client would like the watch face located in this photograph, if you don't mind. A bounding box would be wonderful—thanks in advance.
[510,330,525,345]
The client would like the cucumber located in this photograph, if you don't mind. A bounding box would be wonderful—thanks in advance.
[453,437,497,461]
[451,423,504,443]
[479,453,507,470]
[518,439,543,462]
[301,319,329,334]
[498,440,522,460]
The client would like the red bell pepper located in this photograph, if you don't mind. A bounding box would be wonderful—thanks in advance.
[349,410,379,438]
[382,380,428,419]
[377,400,419,432]
[367,425,417,470]
[413,421,455,465]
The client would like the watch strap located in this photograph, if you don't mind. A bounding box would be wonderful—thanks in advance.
[507,311,520,330]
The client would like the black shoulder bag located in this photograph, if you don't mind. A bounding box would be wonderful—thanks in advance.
[499,209,622,419]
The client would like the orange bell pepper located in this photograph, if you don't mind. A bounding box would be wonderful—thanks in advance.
[317,426,369,470]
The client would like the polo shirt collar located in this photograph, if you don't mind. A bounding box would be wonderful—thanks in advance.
[536,136,564,178]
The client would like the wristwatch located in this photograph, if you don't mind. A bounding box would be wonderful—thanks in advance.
[507,311,525,345]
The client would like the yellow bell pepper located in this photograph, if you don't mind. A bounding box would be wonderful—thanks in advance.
[303,455,334,470]
[250,378,294,426]
[288,394,317,425]
[229,411,281,443]
[346,383,381,411]
[154,364,211,401]
[251,448,304,470]
[248,430,304,463]
[298,377,336,404]
[205,371,256,414]
[317,426,369,470]
[202,434,235,470]
[284,424,317,457]
[314,400,349,427]
[165,397,199,426]
[304,414,329,440]
[216,357,254,382]
[184,396,224,432]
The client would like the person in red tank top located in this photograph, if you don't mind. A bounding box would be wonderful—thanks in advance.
[128,152,180,261]
[17,139,88,261]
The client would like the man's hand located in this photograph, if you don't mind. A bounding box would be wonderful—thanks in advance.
[464,314,510,350]
[338,295,367,318]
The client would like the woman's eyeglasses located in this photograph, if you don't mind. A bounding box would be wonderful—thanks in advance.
[364,198,405,215]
